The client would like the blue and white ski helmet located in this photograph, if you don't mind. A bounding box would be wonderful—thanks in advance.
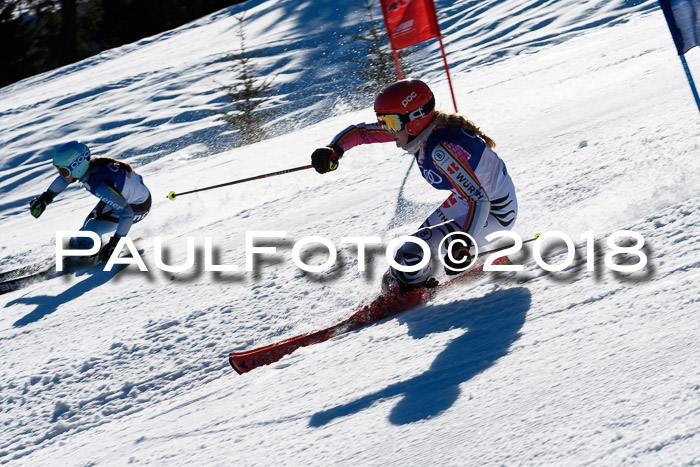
[53,141,91,179]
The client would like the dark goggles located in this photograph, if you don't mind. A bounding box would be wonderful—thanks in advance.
[55,166,72,178]
[376,95,435,133]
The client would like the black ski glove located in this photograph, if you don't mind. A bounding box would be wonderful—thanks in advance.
[98,235,122,262]
[29,191,56,218]
[311,145,344,174]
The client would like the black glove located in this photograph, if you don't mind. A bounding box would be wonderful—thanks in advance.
[311,145,344,174]
[98,235,122,262]
[29,192,55,218]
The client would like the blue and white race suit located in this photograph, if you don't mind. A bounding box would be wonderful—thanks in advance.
[46,162,151,248]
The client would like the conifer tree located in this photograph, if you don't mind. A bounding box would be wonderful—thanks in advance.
[215,12,277,146]
[346,0,413,103]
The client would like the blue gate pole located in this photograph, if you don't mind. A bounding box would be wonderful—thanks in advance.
[679,54,700,114]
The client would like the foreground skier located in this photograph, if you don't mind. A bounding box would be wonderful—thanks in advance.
[311,79,518,290]
[29,141,151,262]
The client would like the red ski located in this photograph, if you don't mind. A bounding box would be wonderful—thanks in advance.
[229,255,511,374]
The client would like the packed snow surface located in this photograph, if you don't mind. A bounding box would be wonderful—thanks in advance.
[0,0,698,465]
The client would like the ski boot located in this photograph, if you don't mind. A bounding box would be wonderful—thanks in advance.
[381,269,439,294]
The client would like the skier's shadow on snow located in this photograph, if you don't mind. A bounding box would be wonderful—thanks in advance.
[8,266,125,327]
[309,287,531,427]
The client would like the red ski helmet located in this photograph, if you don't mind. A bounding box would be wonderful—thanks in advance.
[374,79,436,135]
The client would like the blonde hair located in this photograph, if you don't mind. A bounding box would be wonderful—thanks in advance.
[433,110,496,149]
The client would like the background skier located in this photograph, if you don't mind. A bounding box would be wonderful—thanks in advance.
[29,141,151,262]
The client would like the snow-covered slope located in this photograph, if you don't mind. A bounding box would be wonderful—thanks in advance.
[1,0,699,464]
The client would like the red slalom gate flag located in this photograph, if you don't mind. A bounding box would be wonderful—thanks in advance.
[379,0,459,111]
[379,0,441,50]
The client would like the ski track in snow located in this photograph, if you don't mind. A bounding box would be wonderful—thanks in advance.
[1,0,699,465]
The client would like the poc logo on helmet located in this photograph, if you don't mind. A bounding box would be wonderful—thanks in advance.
[69,152,88,170]
[402,92,418,108]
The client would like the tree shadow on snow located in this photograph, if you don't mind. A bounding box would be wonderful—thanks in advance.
[309,287,531,427]
[8,266,126,327]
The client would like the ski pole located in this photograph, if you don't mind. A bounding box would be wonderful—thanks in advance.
[475,233,541,259]
[167,164,315,201]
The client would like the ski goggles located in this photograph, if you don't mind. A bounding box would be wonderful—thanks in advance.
[55,166,72,178]
[376,95,436,133]
[376,113,407,133]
